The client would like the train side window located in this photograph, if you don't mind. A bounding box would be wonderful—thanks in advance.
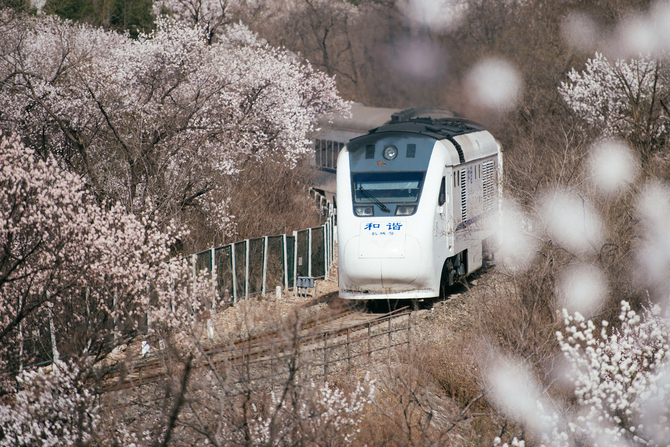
[315,139,321,166]
[326,140,332,168]
[321,140,328,168]
[438,176,446,206]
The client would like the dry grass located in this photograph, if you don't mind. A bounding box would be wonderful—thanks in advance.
[99,253,547,445]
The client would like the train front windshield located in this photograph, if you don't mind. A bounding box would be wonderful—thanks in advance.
[352,172,424,204]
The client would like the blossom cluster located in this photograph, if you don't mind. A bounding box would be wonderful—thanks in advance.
[0,130,210,369]
[219,374,376,446]
[0,360,99,447]
[555,301,670,446]
[491,299,670,447]
[559,52,668,150]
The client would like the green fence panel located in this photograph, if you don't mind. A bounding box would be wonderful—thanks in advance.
[215,245,233,302]
[248,238,264,295]
[266,236,284,292]
[234,241,247,299]
[311,227,325,278]
[195,250,211,276]
[285,235,295,288]
[296,230,309,278]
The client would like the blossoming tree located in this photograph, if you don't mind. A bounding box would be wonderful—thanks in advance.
[0,130,208,374]
[0,11,347,240]
[559,52,670,165]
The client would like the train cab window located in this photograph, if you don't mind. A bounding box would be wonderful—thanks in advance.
[438,176,446,206]
[365,145,375,159]
[352,172,424,204]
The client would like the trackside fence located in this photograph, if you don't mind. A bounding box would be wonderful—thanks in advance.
[192,199,335,304]
[0,197,335,377]
[102,310,412,392]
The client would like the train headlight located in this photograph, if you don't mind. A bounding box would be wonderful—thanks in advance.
[383,145,398,160]
[395,205,416,216]
[355,206,374,216]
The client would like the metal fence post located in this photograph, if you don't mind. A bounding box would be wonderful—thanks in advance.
[293,231,298,291]
[347,327,351,371]
[324,333,328,381]
[331,211,335,265]
[388,317,392,367]
[367,322,371,360]
[308,228,312,278]
[282,234,288,290]
[211,247,216,313]
[262,236,268,295]
[245,239,250,300]
[231,243,238,304]
[323,225,328,280]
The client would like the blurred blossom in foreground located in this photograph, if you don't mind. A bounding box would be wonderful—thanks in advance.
[492,300,670,446]
[492,199,538,272]
[636,182,670,292]
[486,355,554,434]
[615,12,659,57]
[588,139,638,194]
[540,191,602,254]
[639,361,670,444]
[607,1,670,57]
[392,38,447,81]
[557,263,607,317]
[398,0,464,32]
[557,301,670,446]
[560,12,599,51]
[465,58,522,111]
[650,0,670,51]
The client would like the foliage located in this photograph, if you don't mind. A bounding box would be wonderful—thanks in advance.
[42,0,155,38]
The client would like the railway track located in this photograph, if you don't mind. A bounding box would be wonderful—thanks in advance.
[100,305,411,391]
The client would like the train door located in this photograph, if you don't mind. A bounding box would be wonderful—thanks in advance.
[434,167,451,264]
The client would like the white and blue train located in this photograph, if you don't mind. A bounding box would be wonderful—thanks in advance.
[336,107,502,300]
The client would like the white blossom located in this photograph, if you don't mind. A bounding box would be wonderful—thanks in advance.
[559,52,668,153]
[0,360,99,447]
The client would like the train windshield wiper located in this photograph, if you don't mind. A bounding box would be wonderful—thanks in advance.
[358,186,390,212]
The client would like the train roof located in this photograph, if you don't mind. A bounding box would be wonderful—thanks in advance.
[365,116,486,139]
[349,113,496,165]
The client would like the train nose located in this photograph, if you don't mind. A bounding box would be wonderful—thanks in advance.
[379,236,423,287]
[342,234,423,290]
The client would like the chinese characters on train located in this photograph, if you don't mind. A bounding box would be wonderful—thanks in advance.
[363,222,403,236]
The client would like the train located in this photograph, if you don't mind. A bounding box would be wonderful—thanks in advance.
[336,107,502,300]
